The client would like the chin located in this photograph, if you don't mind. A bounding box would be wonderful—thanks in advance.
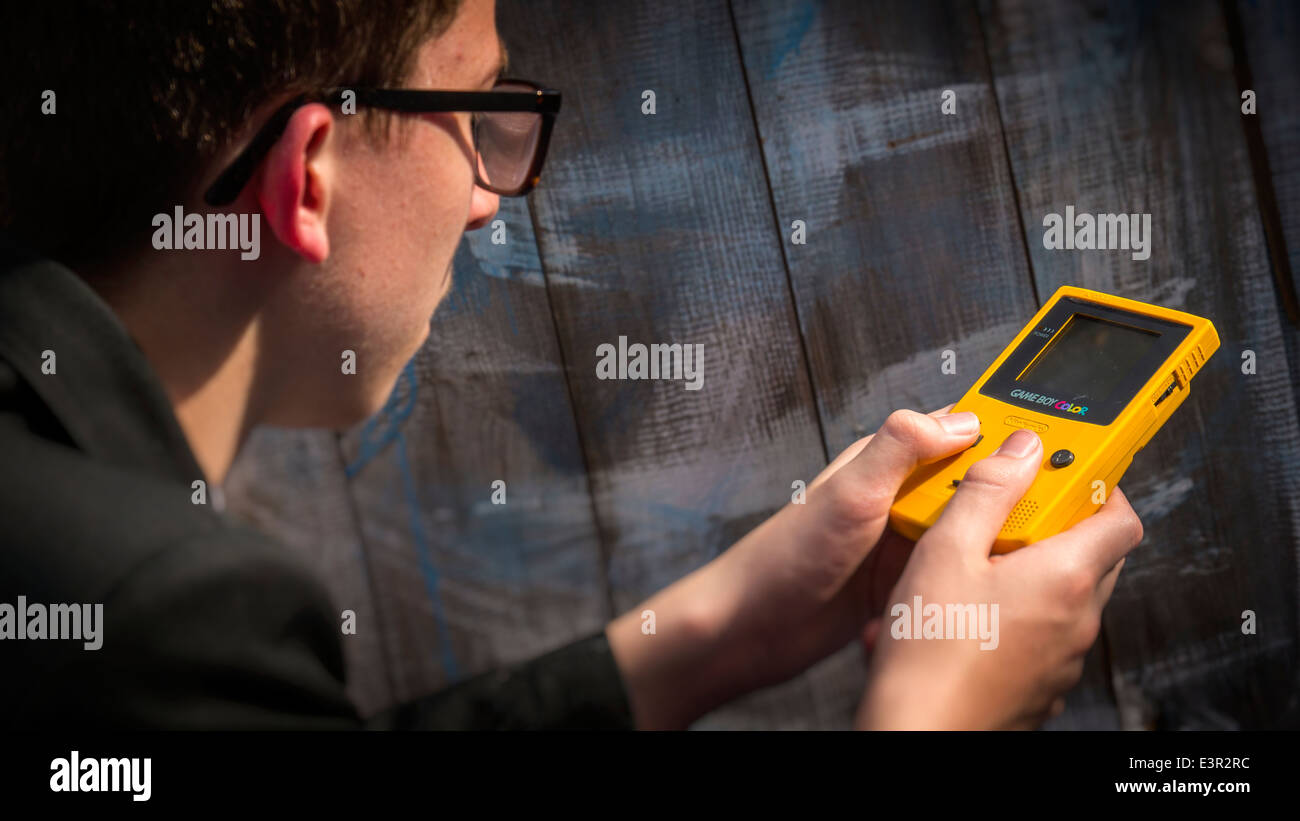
[262,363,406,430]
[307,392,388,430]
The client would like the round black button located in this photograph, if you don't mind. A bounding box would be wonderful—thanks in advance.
[1050,449,1074,468]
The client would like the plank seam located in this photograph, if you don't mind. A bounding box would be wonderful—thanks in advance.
[331,429,401,713]
[973,0,1041,310]
[724,0,831,471]
[973,0,1130,728]
[1220,0,1300,326]
[522,194,620,623]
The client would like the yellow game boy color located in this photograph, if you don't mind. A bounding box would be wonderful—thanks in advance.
[888,285,1219,553]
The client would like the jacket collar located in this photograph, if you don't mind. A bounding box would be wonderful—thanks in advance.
[0,238,207,486]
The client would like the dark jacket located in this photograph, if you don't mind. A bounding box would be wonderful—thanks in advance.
[0,240,635,730]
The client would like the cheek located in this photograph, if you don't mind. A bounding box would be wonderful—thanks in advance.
[347,122,475,259]
[329,126,474,347]
[414,131,476,237]
[406,138,474,297]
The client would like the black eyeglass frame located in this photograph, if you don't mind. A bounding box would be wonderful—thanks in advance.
[203,79,562,207]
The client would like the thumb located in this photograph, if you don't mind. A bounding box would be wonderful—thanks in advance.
[922,427,1044,561]
[838,408,982,501]
[808,403,958,494]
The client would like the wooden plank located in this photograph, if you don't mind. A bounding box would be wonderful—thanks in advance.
[1235,8,1300,725]
[337,195,611,709]
[980,0,1300,728]
[732,0,1041,452]
[1232,0,1300,328]
[1235,0,1300,474]
[224,428,395,716]
[731,0,1090,727]
[499,0,834,727]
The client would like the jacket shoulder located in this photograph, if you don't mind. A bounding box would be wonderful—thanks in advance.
[0,413,358,729]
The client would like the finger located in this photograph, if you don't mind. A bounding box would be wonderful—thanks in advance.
[1095,556,1126,608]
[865,526,916,605]
[860,617,883,657]
[808,403,960,493]
[1024,485,1145,582]
[835,408,982,504]
[809,439,872,494]
[922,428,1043,561]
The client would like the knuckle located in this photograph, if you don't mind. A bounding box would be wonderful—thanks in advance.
[959,459,1018,493]
[1067,569,1094,606]
[1052,560,1094,606]
[1127,511,1145,546]
[1064,658,1087,687]
[879,409,925,447]
[1076,612,1103,651]
[1106,496,1144,547]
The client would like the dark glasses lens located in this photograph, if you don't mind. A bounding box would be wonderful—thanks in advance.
[473,80,544,195]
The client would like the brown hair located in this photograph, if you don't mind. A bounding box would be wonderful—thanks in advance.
[0,0,464,264]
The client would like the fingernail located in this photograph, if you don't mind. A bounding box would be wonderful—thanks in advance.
[937,412,980,436]
[993,429,1040,458]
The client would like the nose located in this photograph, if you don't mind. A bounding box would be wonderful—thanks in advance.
[465,183,501,232]
[465,147,501,231]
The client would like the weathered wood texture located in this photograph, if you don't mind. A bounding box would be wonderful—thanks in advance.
[498,0,841,729]
[224,427,394,715]
[728,0,1118,729]
[227,0,1300,728]
[1234,0,1300,725]
[338,194,616,709]
[1236,0,1300,424]
[980,0,1300,728]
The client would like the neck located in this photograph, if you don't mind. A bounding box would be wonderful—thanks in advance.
[166,329,264,485]
[79,252,276,485]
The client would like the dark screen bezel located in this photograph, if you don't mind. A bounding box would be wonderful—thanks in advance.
[976,296,1191,426]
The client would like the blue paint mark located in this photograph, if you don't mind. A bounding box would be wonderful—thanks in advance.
[441,198,549,336]
[441,242,494,321]
[592,381,640,434]
[699,456,742,516]
[345,361,417,478]
[395,430,460,679]
[342,360,460,678]
[642,499,712,528]
[454,239,520,336]
[765,1,817,80]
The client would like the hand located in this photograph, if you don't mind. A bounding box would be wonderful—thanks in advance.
[855,427,1144,730]
[606,404,984,728]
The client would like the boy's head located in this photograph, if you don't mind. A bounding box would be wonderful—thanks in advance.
[1,0,506,429]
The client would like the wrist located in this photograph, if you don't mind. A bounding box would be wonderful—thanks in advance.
[857,667,915,730]
[857,660,967,730]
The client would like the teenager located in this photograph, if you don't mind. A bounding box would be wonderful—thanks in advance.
[0,0,1142,729]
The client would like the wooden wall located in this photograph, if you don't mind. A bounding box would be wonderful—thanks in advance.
[226,0,1300,729]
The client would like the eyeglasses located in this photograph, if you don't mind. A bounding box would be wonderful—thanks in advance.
[203,78,562,207]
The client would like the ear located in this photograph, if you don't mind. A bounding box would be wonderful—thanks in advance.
[255,103,335,263]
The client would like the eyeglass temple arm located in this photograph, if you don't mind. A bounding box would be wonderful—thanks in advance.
[203,94,309,207]
[204,85,561,206]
